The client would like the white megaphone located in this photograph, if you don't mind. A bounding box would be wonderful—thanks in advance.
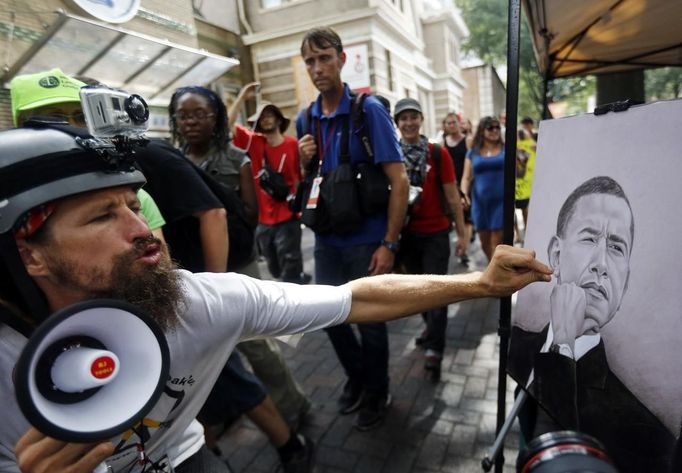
[14,299,170,443]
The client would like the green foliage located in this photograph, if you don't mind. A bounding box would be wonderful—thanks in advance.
[454,0,601,120]
[455,0,508,64]
[454,0,544,121]
[645,67,682,101]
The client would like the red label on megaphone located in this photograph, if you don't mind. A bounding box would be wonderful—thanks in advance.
[91,356,116,379]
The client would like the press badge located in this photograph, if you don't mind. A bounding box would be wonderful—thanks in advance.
[306,176,323,209]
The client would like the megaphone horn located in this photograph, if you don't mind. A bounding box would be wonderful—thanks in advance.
[14,299,170,443]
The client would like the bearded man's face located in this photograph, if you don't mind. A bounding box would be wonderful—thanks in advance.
[20,186,185,330]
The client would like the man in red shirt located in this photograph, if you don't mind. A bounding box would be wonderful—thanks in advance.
[230,85,310,283]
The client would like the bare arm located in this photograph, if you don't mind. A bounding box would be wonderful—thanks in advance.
[368,161,409,276]
[460,158,473,208]
[346,245,552,324]
[227,82,259,135]
[196,207,228,272]
[443,182,467,256]
[239,161,259,227]
[16,428,114,473]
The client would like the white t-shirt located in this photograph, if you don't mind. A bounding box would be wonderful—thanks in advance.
[0,270,351,472]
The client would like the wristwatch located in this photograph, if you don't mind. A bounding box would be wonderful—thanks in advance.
[381,239,400,253]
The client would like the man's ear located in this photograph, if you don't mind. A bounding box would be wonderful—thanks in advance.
[339,51,346,67]
[548,235,561,278]
[15,239,50,277]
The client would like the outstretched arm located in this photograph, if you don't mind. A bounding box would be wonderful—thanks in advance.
[227,82,259,135]
[346,245,552,324]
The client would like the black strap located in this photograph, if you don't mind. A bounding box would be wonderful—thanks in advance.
[302,102,320,176]
[0,235,42,337]
[0,304,32,338]
[304,93,366,172]
[349,92,373,161]
[338,115,351,164]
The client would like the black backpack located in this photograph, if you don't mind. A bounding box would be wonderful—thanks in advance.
[294,92,390,233]
[189,158,255,270]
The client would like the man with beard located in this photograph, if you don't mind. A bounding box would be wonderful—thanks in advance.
[0,123,552,473]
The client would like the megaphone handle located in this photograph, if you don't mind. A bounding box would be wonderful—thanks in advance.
[93,462,112,473]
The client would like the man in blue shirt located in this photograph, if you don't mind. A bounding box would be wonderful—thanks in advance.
[296,27,409,431]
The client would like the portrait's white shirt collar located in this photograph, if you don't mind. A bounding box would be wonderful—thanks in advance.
[541,321,601,360]
[526,323,601,389]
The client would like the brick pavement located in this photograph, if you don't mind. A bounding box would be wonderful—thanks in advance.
[217,230,522,472]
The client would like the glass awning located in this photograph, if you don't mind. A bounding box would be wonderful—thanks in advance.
[1,12,239,107]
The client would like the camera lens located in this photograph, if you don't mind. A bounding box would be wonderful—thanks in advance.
[124,94,149,125]
[517,431,618,473]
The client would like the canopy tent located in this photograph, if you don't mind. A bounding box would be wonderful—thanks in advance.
[522,0,682,79]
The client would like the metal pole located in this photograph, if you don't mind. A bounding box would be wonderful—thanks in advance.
[482,390,528,471]
[495,0,521,471]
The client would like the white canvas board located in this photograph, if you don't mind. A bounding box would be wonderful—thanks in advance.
[511,98,682,436]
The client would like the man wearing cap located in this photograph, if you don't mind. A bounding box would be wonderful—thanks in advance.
[229,85,310,284]
[394,98,467,382]
[9,69,167,243]
[295,27,409,431]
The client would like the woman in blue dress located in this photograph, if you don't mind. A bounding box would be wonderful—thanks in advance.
[460,116,504,261]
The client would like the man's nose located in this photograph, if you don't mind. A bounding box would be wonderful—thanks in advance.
[589,238,608,278]
[125,207,152,240]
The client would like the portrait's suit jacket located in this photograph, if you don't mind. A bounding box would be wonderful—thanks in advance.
[508,324,675,473]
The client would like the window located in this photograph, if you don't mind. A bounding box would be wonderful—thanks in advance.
[450,37,460,65]
[260,0,298,9]
[385,49,394,91]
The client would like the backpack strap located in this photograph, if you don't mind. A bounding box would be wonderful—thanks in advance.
[303,101,315,137]
[349,92,374,161]
[338,115,352,164]
[300,101,320,176]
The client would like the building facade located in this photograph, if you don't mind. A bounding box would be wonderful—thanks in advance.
[239,0,468,137]
[1,0,469,138]
[461,64,506,126]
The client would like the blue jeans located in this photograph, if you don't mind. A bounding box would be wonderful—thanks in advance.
[398,230,451,354]
[198,351,266,427]
[314,240,389,399]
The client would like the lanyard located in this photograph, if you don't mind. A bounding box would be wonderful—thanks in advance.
[316,118,338,169]
[263,147,287,172]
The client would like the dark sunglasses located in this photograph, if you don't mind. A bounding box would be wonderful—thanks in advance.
[485,124,501,131]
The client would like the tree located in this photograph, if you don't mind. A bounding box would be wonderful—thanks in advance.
[454,0,597,120]
[455,0,544,121]
[645,67,682,101]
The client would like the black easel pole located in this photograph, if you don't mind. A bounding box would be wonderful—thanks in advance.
[495,0,521,472]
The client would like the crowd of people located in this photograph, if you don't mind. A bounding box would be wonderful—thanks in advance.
[0,26,548,473]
